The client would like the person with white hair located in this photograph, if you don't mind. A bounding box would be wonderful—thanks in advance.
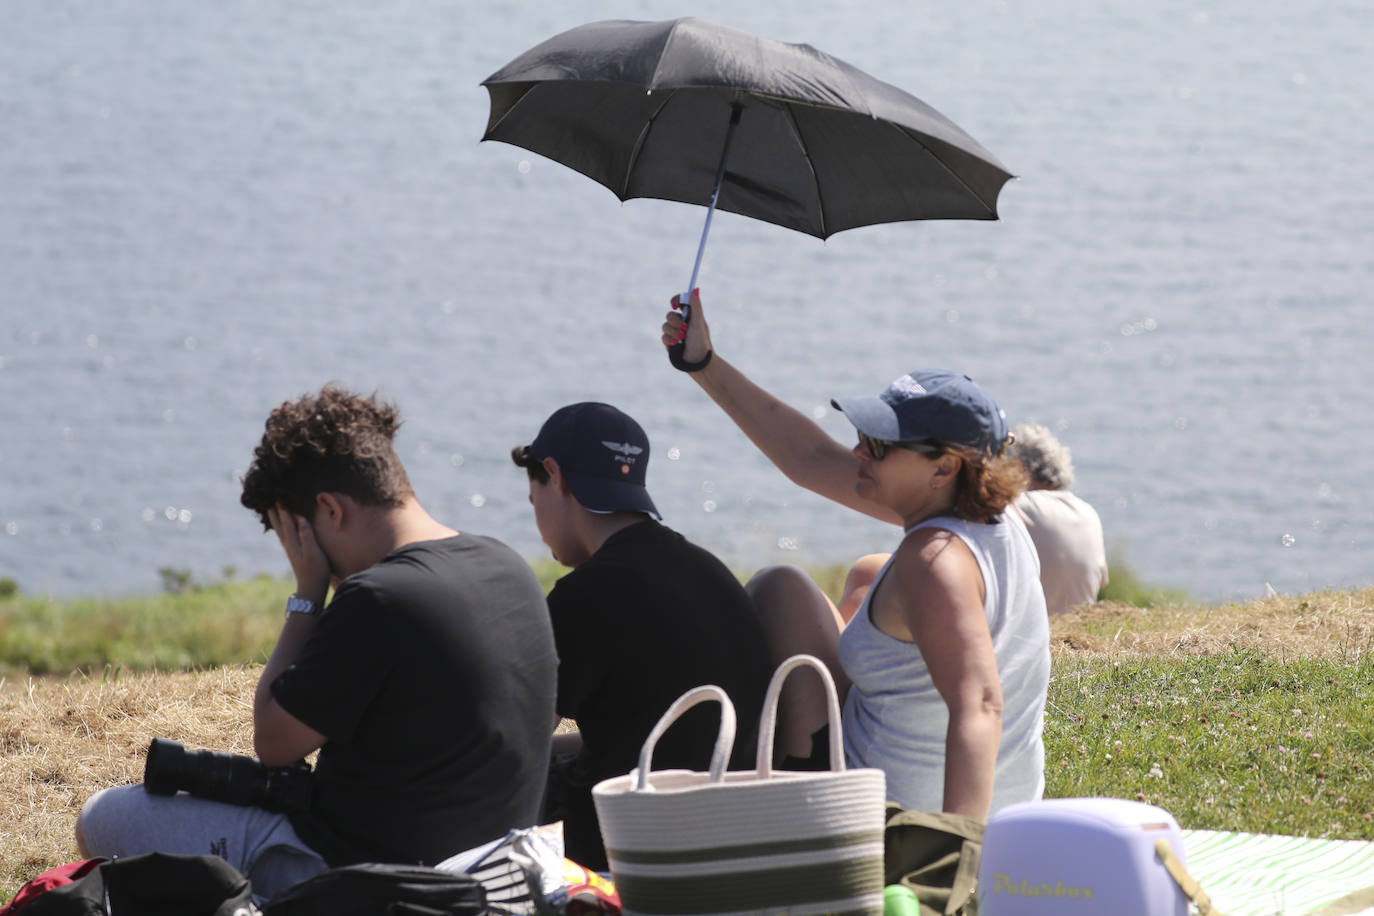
[1007,424,1109,615]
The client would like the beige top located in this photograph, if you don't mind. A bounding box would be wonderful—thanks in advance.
[1014,489,1109,615]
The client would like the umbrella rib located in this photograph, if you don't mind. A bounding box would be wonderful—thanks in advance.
[893,124,1001,217]
[779,102,827,238]
[620,89,679,200]
[480,81,552,140]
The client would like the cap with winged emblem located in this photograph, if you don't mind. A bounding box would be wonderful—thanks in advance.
[529,402,660,518]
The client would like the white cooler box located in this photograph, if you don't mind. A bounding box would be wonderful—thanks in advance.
[978,798,1190,916]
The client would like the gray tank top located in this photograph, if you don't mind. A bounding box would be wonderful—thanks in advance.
[838,512,1050,813]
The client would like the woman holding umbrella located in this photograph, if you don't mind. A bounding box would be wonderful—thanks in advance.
[661,292,1050,821]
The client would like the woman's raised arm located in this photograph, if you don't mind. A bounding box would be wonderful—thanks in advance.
[662,290,902,524]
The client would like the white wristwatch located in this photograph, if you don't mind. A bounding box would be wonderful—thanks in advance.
[284,594,320,617]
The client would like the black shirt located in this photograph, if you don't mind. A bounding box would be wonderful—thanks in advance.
[548,519,772,869]
[273,534,558,866]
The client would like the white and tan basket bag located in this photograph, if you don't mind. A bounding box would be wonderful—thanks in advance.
[592,654,888,916]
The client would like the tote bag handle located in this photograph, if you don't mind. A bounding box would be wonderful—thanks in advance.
[756,654,846,777]
[632,684,737,792]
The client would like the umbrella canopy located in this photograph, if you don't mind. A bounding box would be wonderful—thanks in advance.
[481,17,1014,240]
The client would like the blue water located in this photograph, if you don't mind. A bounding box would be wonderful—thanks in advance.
[2,0,1371,601]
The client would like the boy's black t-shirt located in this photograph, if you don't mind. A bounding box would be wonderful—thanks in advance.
[272,534,558,867]
[548,519,773,869]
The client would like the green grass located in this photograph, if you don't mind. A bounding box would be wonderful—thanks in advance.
[528,558,567,594]
[0,553,1165,678]
[1045,651,1374,838]
[1098,549,1191,607]
[0,564,573,677]
[0,575,287,675]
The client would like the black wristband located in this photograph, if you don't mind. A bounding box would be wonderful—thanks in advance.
[667,343,713,373]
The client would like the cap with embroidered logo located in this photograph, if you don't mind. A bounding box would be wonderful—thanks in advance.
[831,369,1009,455]
[528,402,660,518]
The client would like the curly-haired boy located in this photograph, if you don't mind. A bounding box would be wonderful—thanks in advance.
[77,385,558,901]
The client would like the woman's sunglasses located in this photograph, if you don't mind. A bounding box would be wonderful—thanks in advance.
[858,433,943,461]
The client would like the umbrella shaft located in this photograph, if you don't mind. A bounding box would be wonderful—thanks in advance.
[683,104,744,304]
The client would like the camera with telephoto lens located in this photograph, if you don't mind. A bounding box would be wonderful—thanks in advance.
[143,738,313,813]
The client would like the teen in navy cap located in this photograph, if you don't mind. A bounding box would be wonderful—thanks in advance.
[527,402,660,520]
[659,290,1050,825]
[511,402,771,871]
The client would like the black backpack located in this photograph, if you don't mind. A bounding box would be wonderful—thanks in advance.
[13,852,258,916]
[262,863,486,916]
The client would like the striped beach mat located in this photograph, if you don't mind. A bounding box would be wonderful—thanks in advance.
[1182,829,1374,916]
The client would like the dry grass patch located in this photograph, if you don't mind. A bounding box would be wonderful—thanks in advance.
[1050,587,1374,659]
[1,667,260,898]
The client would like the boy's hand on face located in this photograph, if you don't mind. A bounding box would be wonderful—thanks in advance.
[268,504,331,604]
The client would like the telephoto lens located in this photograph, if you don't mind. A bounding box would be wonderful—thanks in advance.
[143,738,313,813]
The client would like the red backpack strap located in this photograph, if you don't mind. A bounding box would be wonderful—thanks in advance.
[1,860,105,915]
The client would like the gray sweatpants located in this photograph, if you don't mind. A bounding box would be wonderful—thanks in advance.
[78,784,329,903]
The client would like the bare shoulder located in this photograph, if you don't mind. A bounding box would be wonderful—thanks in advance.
[894,526,977,576]
[890,526,984,614]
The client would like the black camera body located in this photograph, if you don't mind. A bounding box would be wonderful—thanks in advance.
[144,738,313,813]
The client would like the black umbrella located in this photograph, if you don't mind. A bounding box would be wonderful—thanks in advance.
[481,17,1013,362]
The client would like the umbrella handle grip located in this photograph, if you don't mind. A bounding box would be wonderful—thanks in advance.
[667,301,713,372]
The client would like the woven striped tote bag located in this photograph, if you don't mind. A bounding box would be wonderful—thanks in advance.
[592,654,887,916]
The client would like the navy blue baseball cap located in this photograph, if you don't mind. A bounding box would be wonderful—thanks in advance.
[528,402,661,518]
[831,369,1009,455]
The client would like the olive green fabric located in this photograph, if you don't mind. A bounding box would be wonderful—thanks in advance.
[883,805,985,916]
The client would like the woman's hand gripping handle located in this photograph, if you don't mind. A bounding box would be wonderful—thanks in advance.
[663,288,714,373]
